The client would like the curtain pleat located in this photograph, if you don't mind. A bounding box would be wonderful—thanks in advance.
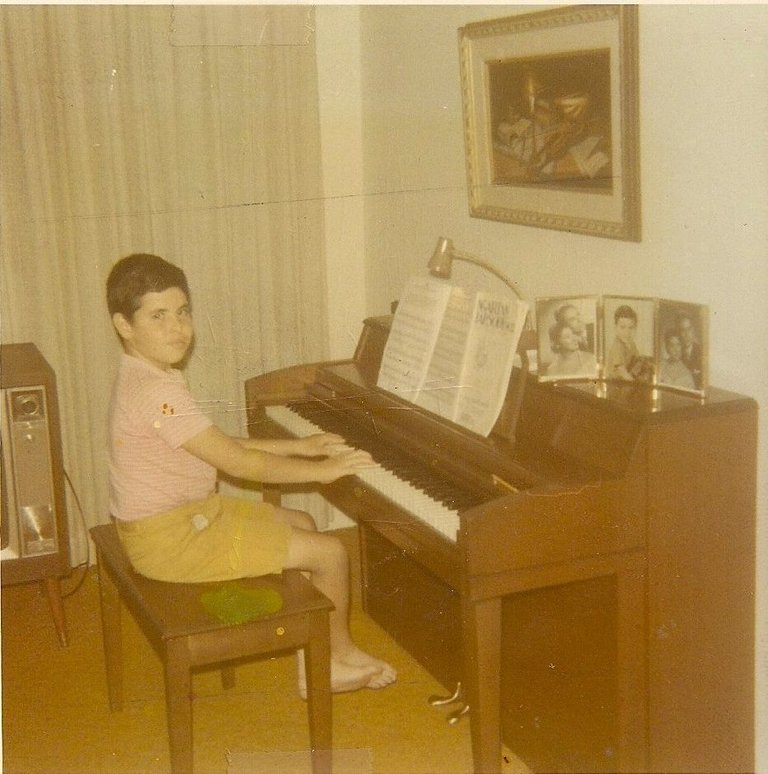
[1,5,329,563]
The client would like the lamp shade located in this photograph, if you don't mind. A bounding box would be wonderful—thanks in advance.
[425,235,526,303]
[428,237,454,279]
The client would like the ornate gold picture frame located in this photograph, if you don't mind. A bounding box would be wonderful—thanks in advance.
[459,5,640,240]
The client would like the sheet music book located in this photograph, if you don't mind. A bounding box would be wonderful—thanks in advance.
[377,276,529,437]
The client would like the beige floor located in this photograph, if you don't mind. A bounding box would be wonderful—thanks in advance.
[2,527,531,774]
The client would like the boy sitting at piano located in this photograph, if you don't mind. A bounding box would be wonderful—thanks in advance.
[105,253,396,695]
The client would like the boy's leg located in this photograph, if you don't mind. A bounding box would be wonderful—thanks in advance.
[272,506,317,532]
[281,518,396,691]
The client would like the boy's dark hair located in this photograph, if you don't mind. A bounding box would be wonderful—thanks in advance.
[106,254,190,319]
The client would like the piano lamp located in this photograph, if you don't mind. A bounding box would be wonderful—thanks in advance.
[427,236,526,302]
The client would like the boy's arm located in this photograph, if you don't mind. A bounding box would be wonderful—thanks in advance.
[182,425,373,485]
[237,433,347,458]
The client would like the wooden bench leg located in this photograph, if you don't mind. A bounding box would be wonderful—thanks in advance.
[96,550,124,711]
[305,610,332,774]
[164,639,194,774]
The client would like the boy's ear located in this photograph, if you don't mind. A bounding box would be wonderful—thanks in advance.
[112,312,133,340]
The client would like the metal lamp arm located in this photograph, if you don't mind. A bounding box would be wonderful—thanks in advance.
[449,249,526,302]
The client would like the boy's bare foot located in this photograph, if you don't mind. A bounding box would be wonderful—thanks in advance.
[336,645,397,688]
[297,651,382,699]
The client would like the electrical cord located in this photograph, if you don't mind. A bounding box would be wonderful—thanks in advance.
[60,468,91,598]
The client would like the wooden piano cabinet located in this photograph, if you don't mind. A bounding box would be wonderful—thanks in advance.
[459,550,647,774]
[646,407,756,773]
[498,578,621,771]
[244,315,756,774]
[359,517,647,772]
[353,386,756,774]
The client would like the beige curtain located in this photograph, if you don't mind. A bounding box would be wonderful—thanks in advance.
[0,5,329,564]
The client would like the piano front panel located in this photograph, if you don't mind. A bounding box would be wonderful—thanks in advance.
[498,574,620,773]
[320,475,464,590]
[361,525,463,688]
[459,467,646,581]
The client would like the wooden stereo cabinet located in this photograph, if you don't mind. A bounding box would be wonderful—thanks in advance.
[1,343,71,646]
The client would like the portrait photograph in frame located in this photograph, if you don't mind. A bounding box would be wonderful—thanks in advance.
[655,299,709,395]
[536,295,599,382]
[459,5,640,240]
[602,295,656,384]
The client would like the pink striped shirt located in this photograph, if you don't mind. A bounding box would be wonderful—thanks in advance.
[108,353,216,521]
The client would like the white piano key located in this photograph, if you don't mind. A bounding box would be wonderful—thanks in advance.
[264,404,460,542]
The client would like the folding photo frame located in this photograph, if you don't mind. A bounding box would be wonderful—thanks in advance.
[534,295,709,396]
[602,295,656,384]
[535,296,600,382]
[655,299,709,396]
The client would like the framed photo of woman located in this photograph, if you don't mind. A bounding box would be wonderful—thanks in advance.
[602,296,656,383]
[536,296,599,382]
[655,300,708,395]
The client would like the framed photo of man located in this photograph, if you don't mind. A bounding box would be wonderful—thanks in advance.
[602,296,656,383]
[536,296,599,382]
[655,300,709,395]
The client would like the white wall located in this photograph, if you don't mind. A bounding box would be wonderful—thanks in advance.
[315,6,368,359]
[318,3,768,768]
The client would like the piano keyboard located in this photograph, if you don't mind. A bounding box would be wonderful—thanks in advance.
[265,404,461,542]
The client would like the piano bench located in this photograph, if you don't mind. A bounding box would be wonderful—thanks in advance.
[89,523,334,774]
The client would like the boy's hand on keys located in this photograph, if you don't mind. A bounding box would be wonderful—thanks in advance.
[294,432,346,457]
[315,448,376,484]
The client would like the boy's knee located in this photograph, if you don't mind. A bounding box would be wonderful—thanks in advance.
[296,510,317,531]
[279,507,316,532]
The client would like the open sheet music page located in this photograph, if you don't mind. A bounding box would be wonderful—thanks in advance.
[376,276,453,401]
[413,286,474,419]
[377,276,529,437]
[453,292,529,436]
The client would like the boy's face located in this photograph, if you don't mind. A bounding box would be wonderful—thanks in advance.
[112,287,193,370]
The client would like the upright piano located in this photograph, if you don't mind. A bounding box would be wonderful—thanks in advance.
[245,315,756,774]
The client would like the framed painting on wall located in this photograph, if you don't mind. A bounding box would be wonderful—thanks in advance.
[459,4,640,240]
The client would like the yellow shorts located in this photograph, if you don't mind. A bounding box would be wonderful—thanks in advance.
[115,493,292,583]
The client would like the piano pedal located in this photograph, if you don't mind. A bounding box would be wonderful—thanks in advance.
[447,703,470,726]
[428,681,463,707]
[428,682,470,725]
